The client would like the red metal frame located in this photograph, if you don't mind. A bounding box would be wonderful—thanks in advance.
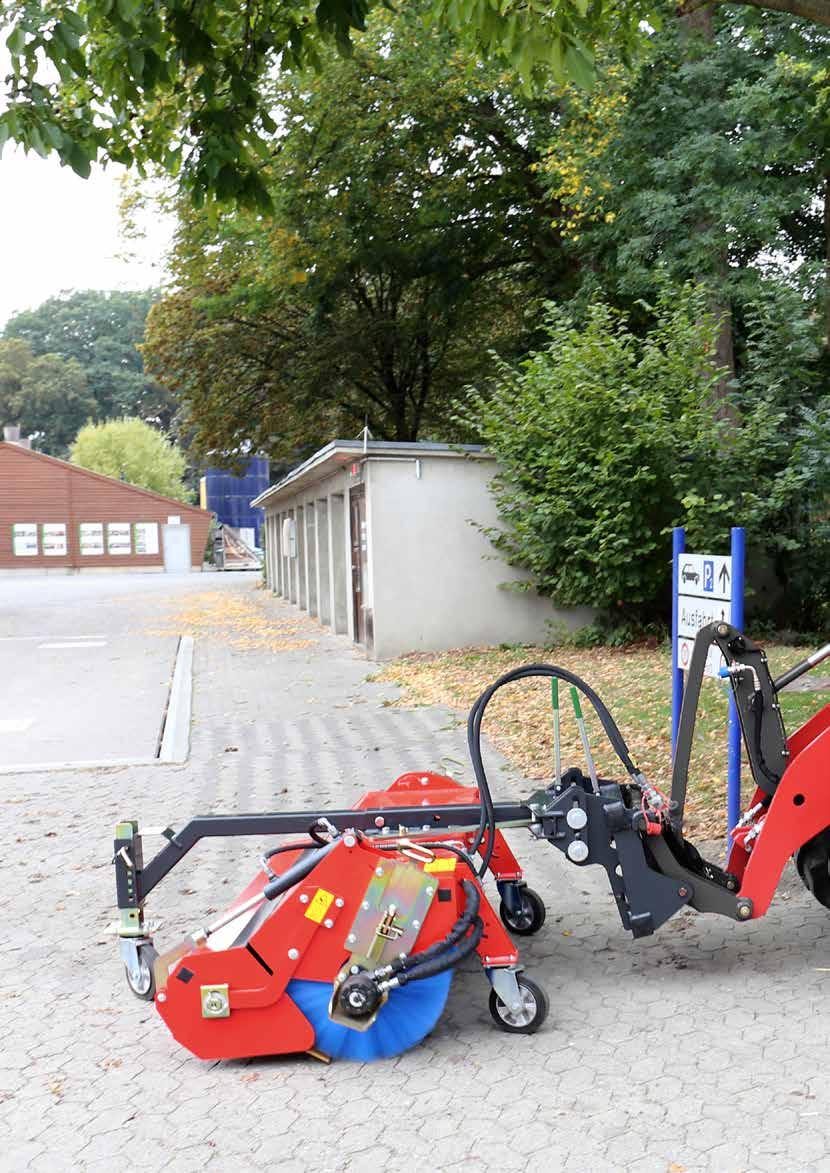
[727,704,830,917]
[355,771,524,882]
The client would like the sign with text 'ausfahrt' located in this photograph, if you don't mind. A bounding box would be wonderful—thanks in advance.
[676,552,732,678]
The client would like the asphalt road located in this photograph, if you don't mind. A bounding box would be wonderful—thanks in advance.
[0,572,228,768]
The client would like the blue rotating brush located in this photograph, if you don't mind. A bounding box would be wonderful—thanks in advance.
[286,971,453,1061]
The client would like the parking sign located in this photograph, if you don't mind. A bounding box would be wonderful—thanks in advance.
[675,552,732,678]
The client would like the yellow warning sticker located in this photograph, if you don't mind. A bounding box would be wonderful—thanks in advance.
[305,888,335,923]
[424,858,457,874]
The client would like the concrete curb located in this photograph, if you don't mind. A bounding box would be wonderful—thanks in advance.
[0,634,195,776]
[158,635,194,763]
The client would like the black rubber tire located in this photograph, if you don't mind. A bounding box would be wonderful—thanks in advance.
[499,887,546,936]
[796,828,830,909]
[125,943,159,1001]
[489,975,549,1034]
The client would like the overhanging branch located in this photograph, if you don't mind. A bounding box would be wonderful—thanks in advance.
[677,0,830,27]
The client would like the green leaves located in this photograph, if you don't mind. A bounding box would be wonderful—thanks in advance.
[70,418,190,499]
[143,3,567,457]
[3,290,175,435]
[563,41,594,89]
[0,338,98,457]
[115,0,142,25]
[66,143,92,178]
[0,0,654,206]
[5,26,26,55]
[463,287,772,620]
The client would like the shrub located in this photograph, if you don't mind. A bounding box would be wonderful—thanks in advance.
[463,287,793,625]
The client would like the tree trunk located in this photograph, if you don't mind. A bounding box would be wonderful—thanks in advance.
[712,272,737,423]
[679,3,737,422]
[679,0,830,29]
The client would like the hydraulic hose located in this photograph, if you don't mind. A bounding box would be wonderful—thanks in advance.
[379,879,481,978]
[751,692,782,786]
[391,917,484,987]
[260,840,318,877]
[262,838,339,900]
[467,663,641,874]
[262,842,316,861]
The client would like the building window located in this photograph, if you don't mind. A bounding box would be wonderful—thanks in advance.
[107,523,132,555]
[11,523,38,556]
[79,523,104,555]
[133,522,159,555]
[41,523,67,556]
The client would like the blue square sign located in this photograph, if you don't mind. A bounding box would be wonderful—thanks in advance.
[703,559,714,593]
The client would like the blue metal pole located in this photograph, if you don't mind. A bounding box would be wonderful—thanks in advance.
[727,527,746,838]
[671,527,686,759]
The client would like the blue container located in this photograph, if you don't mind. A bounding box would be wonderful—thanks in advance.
[203,457,270,547]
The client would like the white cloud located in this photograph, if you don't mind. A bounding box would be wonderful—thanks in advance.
[0,145,174,328]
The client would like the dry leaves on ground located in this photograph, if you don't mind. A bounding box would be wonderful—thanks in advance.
[379,642,830,840]
[145,590,315,653]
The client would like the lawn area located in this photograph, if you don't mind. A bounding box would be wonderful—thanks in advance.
[379,642,830,839]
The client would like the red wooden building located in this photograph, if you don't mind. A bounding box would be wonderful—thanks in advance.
[0,440,212,572]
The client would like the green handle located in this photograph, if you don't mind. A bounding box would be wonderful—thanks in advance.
[551,679,559,711]
[570,686,583,720]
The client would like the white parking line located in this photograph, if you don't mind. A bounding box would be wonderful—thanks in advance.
[38,640,108,650]
[0,634,108,642]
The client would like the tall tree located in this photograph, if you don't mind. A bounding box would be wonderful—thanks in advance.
[0,337,96,454]
[4,290,177,428]
[70,417,191,498]
[545,10,829,375]
[143,7,572,459]
[2,0,827,207]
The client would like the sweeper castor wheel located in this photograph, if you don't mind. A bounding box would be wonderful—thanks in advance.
[124,943,158,1001]
[796,828,830,909]
[499,887,546,936]
[489,975,549,1034]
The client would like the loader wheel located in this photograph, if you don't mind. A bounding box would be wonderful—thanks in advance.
[796,829,830,909]
[125,943,158,1001]
[489,975,549,1034]
[499,887,546,936]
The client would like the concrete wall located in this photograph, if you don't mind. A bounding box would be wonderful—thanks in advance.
[366,456,593,659]
[265,467,356,640]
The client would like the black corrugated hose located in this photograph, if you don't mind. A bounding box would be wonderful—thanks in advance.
[466,663,641,875]
[392,916,484,986]
[379,879,481,979]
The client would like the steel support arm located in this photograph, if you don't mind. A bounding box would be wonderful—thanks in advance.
[134,802,533,900]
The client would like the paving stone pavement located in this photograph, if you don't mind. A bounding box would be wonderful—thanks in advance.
[3,577,830,1173]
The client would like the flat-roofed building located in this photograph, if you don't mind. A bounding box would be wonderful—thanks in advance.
[254,440,591,659]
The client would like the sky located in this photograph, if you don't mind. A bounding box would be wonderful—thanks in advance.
[0,145,175,329]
